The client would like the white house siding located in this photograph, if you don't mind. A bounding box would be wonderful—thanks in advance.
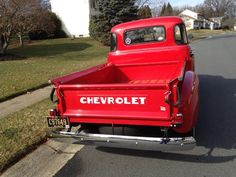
[179,9,199,30]
[209,22,214,30]
[210,17,223,29]
[181,16,194,30]
[50,0,90,37]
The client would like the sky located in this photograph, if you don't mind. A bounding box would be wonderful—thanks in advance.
[169,0,204,7]
[152,0,204,7]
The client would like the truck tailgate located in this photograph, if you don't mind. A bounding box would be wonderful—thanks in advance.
[57,84,172,126]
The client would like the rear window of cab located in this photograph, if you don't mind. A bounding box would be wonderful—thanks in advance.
[124,26,165,45]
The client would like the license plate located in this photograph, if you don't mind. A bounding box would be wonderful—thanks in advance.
[47,117,70,128]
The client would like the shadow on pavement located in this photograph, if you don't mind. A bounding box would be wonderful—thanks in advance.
[197,75,236,150]
[96,146,235,164]
[96,75,236,163]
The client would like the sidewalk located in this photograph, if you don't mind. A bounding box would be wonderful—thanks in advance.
[0,86,84,176]
[1,140,83,177]
[0,86,52,118]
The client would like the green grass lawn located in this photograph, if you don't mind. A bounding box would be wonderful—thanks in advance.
[188,29,235,40]
[0,38,109,101]
[0,99,51,172]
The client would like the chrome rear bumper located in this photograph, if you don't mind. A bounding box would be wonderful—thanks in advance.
[49,130,196,151]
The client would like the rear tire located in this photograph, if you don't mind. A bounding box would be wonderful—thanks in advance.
[192,127,196,138]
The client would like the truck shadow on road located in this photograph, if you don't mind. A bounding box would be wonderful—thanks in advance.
[197,75,236,150]
[97,75,236,163]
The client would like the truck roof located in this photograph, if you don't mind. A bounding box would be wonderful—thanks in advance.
[111,16,184,32]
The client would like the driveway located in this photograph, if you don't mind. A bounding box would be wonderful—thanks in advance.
[54,35,236,177]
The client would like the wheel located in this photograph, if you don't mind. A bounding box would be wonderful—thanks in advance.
[192,127,196,138]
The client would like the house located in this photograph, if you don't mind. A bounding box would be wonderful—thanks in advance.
[179,9,204,30]
[233,20,236,30]
[209,17,224,29]
[50,0,97,37]
[179,9,219,30]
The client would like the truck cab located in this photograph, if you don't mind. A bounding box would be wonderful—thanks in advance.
[48,17,199,151]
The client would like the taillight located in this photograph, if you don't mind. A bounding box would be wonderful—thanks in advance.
[173,85,181,106]
[49,109,58,117]
[164,84,181,107]
[164,91,172,104]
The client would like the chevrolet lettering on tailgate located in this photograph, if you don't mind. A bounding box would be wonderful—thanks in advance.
[80,97,147,105]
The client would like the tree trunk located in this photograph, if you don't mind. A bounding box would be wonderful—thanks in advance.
[0,42,9,55]
[0,34,9,55]
[18,33,24,47]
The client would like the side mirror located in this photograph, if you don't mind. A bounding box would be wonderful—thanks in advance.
[188,34,194,42]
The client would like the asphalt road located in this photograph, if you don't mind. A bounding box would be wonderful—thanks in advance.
[54,35,236,177]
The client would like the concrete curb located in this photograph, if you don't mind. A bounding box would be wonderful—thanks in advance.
[0,83,50,103]
[0,86,52,119]
[1,140,83,177]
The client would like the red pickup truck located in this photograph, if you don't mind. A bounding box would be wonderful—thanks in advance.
[48,17,199,151]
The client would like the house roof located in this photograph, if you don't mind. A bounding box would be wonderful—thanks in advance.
[209,17,224,24]
[210,17,224,20]
[179,14,197,20]
[179,9,199,20]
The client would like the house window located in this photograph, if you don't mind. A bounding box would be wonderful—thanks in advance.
[124,26,165,45]
[174,24,188,45]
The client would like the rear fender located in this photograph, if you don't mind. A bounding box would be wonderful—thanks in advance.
[174,71,199,133]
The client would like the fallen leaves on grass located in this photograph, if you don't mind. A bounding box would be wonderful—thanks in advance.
[0,99,52,172]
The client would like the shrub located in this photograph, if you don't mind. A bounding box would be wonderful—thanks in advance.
[29,12,67,40]
[89,0,139,46]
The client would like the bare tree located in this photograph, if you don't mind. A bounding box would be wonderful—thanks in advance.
[203,0,236,17]
[136,0,151,7]
[14,6,55,46]
[138,5,152,18]
[151,0,166,17]
[136,0,168,16]
[0,0,17,54]
[41,0,51,10]
[0,0,54,54]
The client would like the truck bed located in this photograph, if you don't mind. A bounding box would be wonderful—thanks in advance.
[52,61,185,127]
[53,60,184,86]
